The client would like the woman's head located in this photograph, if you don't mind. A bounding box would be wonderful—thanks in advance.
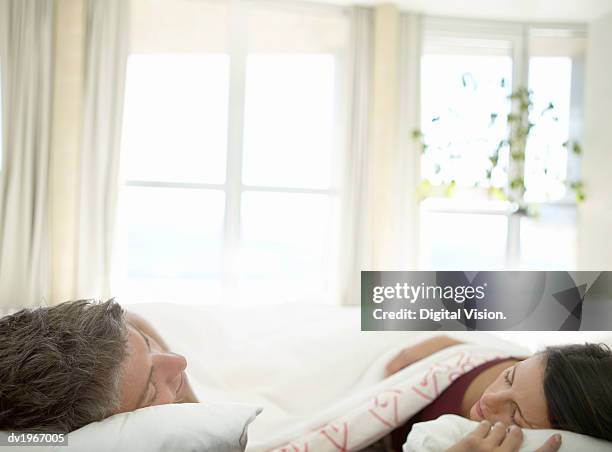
[469,343,612,442]
[468,354,551,429]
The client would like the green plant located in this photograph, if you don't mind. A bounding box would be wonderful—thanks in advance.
[412,81,586,207]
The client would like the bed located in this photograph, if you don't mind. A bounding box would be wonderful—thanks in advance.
[125,302,612,451]
[1,302,609,451]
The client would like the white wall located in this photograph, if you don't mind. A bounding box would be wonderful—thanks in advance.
[578,11,612,270]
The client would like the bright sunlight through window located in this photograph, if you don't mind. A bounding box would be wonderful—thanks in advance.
[115,52,340,304]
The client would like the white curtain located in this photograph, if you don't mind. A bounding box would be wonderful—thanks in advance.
[395,13,423,269]
[74,0,129,299]
[0,0,54,312]
[339,6,373,305]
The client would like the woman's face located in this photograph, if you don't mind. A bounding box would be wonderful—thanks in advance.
[117,324,190,413]
[469,355,552,429]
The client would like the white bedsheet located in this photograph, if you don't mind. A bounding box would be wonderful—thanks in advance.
[126,303,531,449]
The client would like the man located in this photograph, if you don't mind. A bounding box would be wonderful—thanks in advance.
[0,299,197,433]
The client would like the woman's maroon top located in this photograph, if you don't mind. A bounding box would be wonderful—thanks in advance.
[390,357,518,451]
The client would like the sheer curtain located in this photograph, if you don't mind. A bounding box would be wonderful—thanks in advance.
[340,6,373,305]
[0,0,54,312]
[396,13,423,269]
[74,0,129,300]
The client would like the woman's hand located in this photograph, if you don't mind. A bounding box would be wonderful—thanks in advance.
[446,421,562,452]
[385,335,462,377]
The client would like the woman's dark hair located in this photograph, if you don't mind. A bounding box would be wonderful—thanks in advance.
[543,343,612,442]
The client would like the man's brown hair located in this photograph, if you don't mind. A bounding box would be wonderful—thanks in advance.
[0,299,128,432]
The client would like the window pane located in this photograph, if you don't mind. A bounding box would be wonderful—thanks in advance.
[242,54,336,189]
[420,55,513,190]
[524,57,572,202]
[420,209,508,269]
[519,205,576,269]
[121,54,229,183]
[123,186,224,279]
[239,191,335,296]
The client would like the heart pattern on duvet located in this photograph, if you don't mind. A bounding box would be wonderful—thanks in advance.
[368,389,403,428]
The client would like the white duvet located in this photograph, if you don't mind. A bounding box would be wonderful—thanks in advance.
[127,303,531,450]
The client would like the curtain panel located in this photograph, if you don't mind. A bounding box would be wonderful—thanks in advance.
[0,0,54,312]
[74,0,129,300]
[339,6,373,305]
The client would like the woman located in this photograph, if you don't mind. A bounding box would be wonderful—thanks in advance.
[371,335,612,451]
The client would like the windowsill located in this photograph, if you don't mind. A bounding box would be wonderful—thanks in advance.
[420,197,577,216]
[420,197,518,216]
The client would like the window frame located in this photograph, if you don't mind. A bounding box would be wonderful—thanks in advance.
[418,17,586,269]
[115,1,350,304]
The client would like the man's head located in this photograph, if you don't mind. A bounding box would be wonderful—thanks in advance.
[0,299,128,432]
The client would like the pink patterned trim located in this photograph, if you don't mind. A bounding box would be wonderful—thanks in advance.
[279,443,309,452]
[271,349,510,452]
[320,422,349,451]
[368,389,402,428]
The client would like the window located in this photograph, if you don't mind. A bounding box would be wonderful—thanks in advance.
[242,55,336,189]
[117,53,229,301]
[238,54,339,298]
[524,57,573,202]
[420,54,513,190]
[113,1,349,304]
[518,55,579,270]
[418,20,585,270]
[121,54,230,185]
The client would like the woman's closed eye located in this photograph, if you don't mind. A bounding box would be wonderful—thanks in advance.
[503,367,522,426]
[503,367,513,386]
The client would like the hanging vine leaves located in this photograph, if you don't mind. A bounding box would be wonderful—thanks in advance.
[412,80,586,205]
[566,141,583,155]
[510,177,525,190]
[541,101,555,116]
[489,113,498,127]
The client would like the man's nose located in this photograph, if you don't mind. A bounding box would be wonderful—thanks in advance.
[153,352,187,375]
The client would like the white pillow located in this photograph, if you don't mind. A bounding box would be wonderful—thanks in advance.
[0,403,261,452]
[403,415,612,452]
